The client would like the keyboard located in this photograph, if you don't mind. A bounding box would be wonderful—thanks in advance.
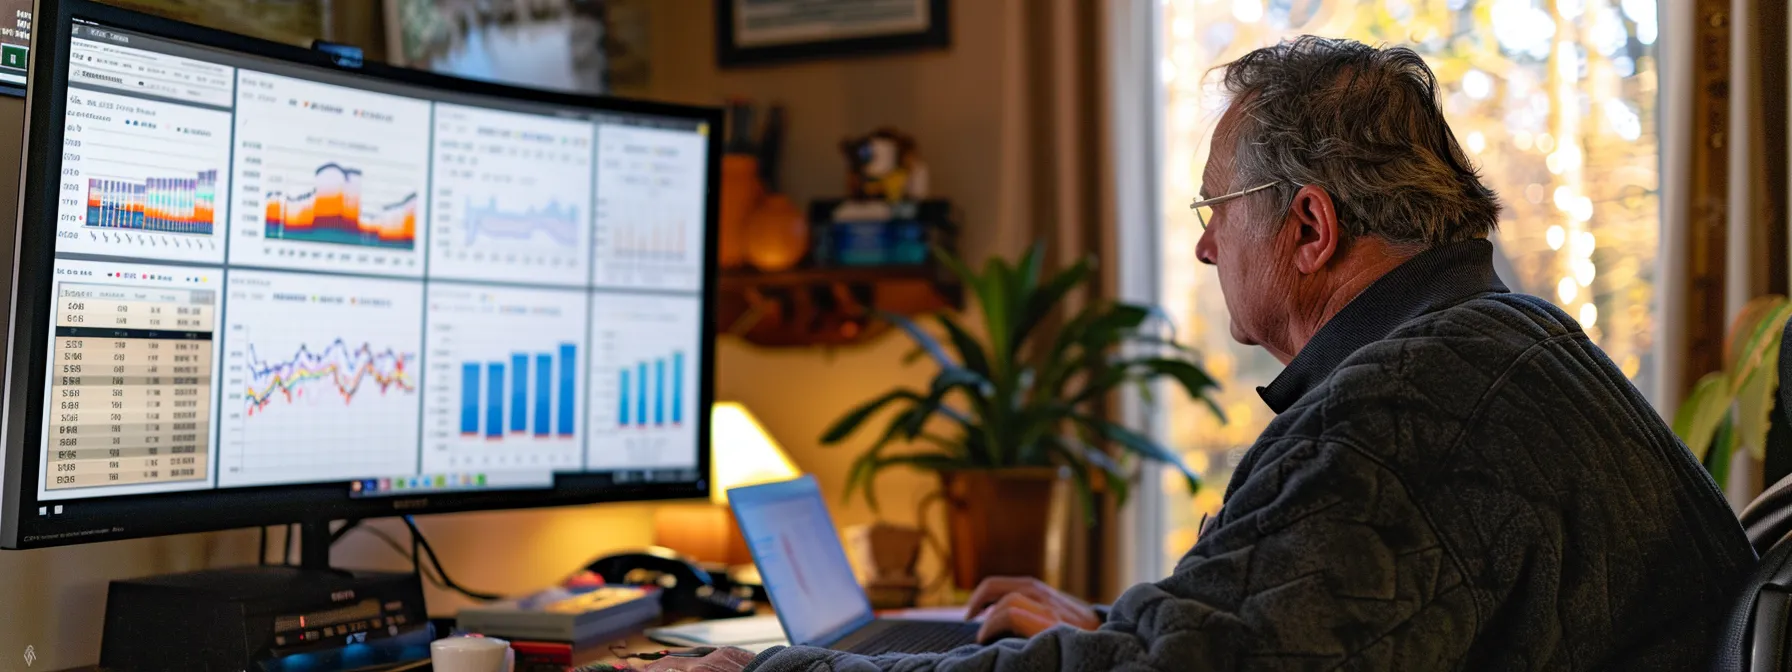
[846,620,982,655]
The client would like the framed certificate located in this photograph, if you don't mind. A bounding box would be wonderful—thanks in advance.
[717,0,950,67]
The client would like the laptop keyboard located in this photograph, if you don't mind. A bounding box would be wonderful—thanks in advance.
[846,621,982,655]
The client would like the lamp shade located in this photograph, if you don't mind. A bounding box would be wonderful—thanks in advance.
[710,401,800,504]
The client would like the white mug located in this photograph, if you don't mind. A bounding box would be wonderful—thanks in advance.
[430,635,515,672]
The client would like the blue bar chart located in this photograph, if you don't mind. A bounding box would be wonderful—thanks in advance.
[617,351,686,429]
[423,284,588,474]
[588,294,701,471]
[458,346,576,441]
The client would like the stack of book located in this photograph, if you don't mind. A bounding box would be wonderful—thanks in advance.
[458,584,662,670]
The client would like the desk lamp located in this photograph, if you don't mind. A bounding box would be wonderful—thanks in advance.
[653,402,800,564]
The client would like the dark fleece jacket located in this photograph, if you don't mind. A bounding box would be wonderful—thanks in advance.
[744,239,1754,671]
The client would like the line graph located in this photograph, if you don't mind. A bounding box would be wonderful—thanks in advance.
[217,269,424,488]
[242,338,416,413]
[228,69,431,277]
[428,103,592,286]
[462,198,580,247]
[56,87,232,263]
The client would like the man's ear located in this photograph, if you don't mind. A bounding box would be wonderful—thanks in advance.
[1288,185,1341,274]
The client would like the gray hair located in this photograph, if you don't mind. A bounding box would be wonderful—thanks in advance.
[1218,36,1500,247]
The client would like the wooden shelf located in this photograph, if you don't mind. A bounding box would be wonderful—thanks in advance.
[715,264,962,347]
[719,264,946,289]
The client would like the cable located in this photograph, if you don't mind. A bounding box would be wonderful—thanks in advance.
[334,522,459,592]
[401,515,503,601]
[258,526,268,566]
[330,519,363,544]
[283,523,294,565]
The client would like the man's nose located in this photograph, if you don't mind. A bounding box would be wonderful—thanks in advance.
[1196,227,1217,265]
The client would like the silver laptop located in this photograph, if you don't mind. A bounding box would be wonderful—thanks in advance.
[728,476,981,655]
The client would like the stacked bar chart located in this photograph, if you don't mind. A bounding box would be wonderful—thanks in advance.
[456,344,577,440]
[86,170,220,234]
[56,86,232,264]
[422,284,586,474]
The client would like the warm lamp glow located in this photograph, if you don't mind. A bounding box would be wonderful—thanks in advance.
[711,402,800,505]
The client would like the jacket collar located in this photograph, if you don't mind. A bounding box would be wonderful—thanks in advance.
[1257,238,1508,413]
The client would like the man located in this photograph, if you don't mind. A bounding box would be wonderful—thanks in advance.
[655,36,1755,671]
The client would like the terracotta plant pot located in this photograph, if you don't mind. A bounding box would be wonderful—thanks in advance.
[938,467,1066,590]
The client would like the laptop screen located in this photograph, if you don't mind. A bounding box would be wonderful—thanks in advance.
[728,475,875,646]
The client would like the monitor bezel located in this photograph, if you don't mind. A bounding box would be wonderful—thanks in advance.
[0,0,722,549]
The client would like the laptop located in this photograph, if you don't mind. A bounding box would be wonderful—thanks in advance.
[728,476,982,655]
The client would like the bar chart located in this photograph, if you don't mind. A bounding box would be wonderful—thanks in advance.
[422,283,587,474]
[587,293,701,470]
[614,350,685,430]
[590,123,708,292]
[457,343,577,439]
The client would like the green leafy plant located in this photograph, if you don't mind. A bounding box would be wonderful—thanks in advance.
[820,244,1225,516]
[1672,295,1792,485]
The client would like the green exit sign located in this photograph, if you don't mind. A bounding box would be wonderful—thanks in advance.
[1,44,25,70]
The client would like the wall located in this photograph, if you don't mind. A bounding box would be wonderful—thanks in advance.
[0,1,1028,667]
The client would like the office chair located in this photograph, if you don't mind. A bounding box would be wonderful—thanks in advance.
[1713,318,1792,671]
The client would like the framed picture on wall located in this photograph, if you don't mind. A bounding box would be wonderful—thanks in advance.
[717,0,950,67]
[383,0,610,94]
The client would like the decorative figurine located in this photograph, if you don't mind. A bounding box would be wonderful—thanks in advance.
[841,127,930,204]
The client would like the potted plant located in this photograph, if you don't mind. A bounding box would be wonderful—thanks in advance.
[821,244,1224,590]
[1673,295,1792,485]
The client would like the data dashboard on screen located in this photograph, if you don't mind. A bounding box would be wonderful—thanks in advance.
[36,22,710,503]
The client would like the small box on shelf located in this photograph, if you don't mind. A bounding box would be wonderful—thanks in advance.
[808,199,956,270]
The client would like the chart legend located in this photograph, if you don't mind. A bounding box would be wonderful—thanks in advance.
[228,69,431,277]
[217,270,424,487]
[428,104,594,285]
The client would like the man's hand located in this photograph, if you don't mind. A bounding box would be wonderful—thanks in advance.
[964,576,1099,643]
[637,646,758,672]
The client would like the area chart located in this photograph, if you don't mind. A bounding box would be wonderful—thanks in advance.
[228,69,431,277]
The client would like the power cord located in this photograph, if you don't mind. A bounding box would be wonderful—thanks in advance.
[401,515,503,601]
[332,520,469,596]
[258,526,268,566]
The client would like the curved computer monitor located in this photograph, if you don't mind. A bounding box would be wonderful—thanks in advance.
[0,0,720,549]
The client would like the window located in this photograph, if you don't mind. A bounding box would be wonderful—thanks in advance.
[1151,0,1662,572]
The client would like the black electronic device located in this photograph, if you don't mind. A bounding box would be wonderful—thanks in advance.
[1,0,722,550]
[585,547,755,621]
[99,567,432,672]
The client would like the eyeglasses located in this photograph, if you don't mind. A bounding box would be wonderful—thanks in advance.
[1188,181,1282,229]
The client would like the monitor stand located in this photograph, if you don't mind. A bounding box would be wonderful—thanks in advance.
[97,518,434,672]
